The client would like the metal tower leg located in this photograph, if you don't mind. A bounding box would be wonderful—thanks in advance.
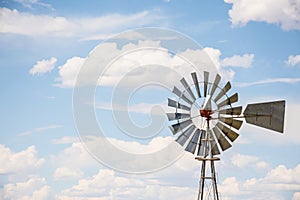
[196,158,220,200]
[211,160,219,200]
[197,160,206,200]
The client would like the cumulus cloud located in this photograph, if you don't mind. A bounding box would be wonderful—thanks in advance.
[286,54,300,66]
[231,153,268,170]
[0,145,45,174]
[51,136,80,144]
[58,168,197,200]
[29,57,57,75]
[54,167,84,181]
[0,7,161,39]
[50,142,98,170]
[55,41,252,88]
[55,56,85,88]
[225,0,300,31]
[219,164,300,199]
[221,54,254,68]
[3,175,50,200]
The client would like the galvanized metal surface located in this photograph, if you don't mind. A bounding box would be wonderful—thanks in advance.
[204,71,209,97]
[217,93,238,108]
[172,86,193,105]
[175,125,196,146]
[185,129,201,154]
[191,72,201,98]
[209,73,221,97]
[219,106,242,115]
[244,100,285,133]
[216,122,239,142]
[166,112,190,121]
[168,98,190,111]
[212,127,232,151]
[180,77,196,101]
[214,81,231,103]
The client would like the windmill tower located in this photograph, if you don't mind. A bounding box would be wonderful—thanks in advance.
[167,71,285,200]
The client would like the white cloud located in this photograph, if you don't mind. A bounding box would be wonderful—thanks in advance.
[58,168,197,200]
[94,100,170,115]
[55,41,253,88]
[52,136,80,144]
[221,54,254,68]
[55,56,85,88]
[18,124,63,136]
[287,54,300,66]
[29,57,57,75]
[235,77,300,87]
[50,142,98,170]
[54,167,84,181]
[107,136,174,154]
[231,153,268,169]
[264,164,300,184]
[219,177,240,195]
[3,175,50,200]
[0,7,161,39]
[219,164,300,199]
[0,145,44,174]
[50,134,263,199]
[225,0,300,31]
[13,0,54,10]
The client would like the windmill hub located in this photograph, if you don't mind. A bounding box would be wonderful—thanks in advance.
[200,109,212,119]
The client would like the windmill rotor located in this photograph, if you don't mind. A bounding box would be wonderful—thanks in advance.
[166,71,286,200]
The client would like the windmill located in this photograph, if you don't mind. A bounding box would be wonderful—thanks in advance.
[166,71,285,200]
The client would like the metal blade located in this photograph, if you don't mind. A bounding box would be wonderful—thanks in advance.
[180,77,196,101]
[219,106,243,115]
[214,81,231,102]
[210,73,221,97]
[243,100,285,133]
[197,130,207,157]
[166,113,190,121]
[204,71,209,97]
[216,122,239,142]
[191,72,201,98]
[176,125,197,146]
[168,98,190,111]
[173,86,193,105]
[212,127,232,151]
[208,130,220,156]
[217,93,238,108]
[219,117,243,130]
[185,129,201,154]
[169,119,193,134]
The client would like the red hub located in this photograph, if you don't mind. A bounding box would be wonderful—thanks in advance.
[200,109,213,119]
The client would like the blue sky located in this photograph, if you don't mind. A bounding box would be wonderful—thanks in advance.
[1,0,300,199]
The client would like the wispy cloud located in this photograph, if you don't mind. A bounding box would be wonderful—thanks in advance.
[94,101,169,114]
[235,77,300,87]
[0,7,163,39]
[13,0,54,10]
[18,124,63,136]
